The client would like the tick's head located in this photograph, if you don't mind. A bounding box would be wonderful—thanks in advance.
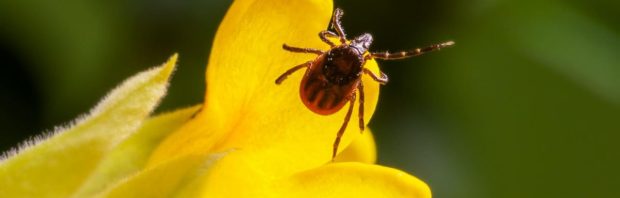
[350,33,373,53]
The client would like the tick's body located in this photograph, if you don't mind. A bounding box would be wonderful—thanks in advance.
[276,8,454,159]
[301,46,364,115]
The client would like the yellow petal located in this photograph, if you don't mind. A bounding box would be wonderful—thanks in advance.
[149,0,383,175]
[73,105,201,197]
[95,153,226,198]
[277,162,431,198]
[333,128,377,164]
[192,153,429,198]
[0,54,177,198]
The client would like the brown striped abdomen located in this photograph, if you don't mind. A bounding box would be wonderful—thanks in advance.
[299,55,359,115]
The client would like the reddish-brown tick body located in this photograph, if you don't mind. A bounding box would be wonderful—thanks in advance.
[275,8,454,160]
[301,46,365,115]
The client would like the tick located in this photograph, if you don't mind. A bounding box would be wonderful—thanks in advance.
[275,8,454,159]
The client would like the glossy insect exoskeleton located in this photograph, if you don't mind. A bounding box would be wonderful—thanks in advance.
[275,8,454,159]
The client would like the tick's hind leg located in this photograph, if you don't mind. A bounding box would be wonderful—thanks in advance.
[332,93,356,160]
[357,82,365,132]
[363,68,389,85]
[275,61,311,84]
[282,44,323,55]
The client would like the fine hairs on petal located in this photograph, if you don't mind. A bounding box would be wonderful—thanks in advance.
[0,125,73,161]
[0,54,178,162]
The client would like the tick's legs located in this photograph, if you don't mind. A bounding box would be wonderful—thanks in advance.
[283,44,324,55]
[275,61,311,84]
[357,82,365,132]
[319,30,338,47]
[371,40,455,60]
[332,93,356,160]
[363,68,389,85]
[331,8,347,44]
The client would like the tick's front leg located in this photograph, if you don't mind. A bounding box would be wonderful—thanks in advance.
[275,61,311,84]
[282,44,324,55]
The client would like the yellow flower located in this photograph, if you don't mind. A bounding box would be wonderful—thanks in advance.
[0,0,431,197]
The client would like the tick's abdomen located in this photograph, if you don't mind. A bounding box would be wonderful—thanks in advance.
[299,46,364,115]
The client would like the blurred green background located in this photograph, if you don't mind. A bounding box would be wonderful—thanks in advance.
[1,0,618,197]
